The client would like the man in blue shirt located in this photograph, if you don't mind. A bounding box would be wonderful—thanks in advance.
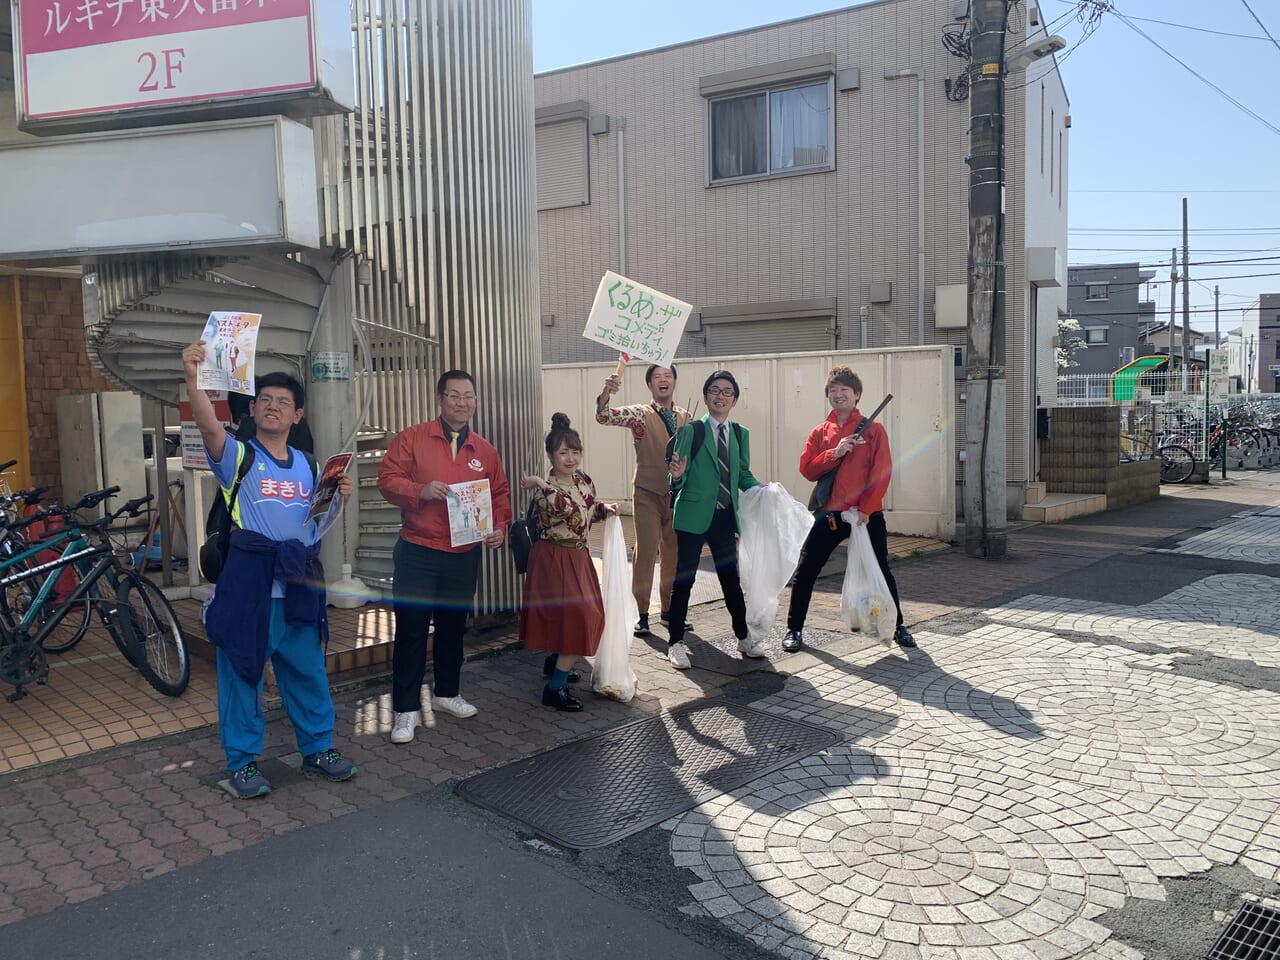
[183,340,357,800]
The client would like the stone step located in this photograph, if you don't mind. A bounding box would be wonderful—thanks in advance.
[1024,482,1048,505]
[1021,492,1108,524]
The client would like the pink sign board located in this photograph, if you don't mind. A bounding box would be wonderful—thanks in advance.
[15,0,317,121]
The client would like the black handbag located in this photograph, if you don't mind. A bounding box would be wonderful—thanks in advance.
[507,499,539,575]
[806,467,839,513]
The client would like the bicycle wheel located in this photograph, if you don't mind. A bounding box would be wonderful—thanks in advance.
[0,567,91,654]
[1158,444,1196,484]
[116,572,190,696]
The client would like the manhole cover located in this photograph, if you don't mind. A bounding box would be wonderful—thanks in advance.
[1206,902,1280,960]
[680,625,857,676]
[457,701,840,849]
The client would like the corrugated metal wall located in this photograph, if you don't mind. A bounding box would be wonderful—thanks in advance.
[313,0,541,612]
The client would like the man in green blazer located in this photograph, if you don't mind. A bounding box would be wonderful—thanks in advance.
[665,370,765,668]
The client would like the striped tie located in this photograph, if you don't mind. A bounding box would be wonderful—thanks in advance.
[716,423,732,509]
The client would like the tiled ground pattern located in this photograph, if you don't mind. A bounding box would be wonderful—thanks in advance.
[670,574,1280,960]
[1165,510,1280,564]
[1,478,1277,947]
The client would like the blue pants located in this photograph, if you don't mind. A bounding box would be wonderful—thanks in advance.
[217,599,334,773]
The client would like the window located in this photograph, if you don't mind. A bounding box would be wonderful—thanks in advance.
[709,80,833,184]
[535,103,590,211]
[1085,283,1108,301]
[1275,340,1280,360]
[1085,327,1108,345]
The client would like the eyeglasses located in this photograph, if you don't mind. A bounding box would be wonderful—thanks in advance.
[255,394,295,409]
[705,387,735,398]
[442,392,477,403]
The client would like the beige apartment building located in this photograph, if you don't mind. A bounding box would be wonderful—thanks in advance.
[533,0,1069,508]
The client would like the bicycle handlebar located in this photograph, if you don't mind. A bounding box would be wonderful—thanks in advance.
[70,486,121,513]
[112,495,154,521]
[0,459,16,473]
[17,486,50,507]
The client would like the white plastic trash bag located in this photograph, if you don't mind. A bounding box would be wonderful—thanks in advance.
[739,483,815,645]
[590,515,639,702]
[839,514,897,645]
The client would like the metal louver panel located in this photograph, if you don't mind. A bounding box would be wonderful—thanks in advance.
[708,318,831,356]
[536,120,589,211]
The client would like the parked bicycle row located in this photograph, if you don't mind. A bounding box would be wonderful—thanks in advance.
[1113,399,1280,485]
[0,460,190,702]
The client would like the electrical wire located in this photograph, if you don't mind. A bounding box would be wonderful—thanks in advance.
[1108,5,1280,138]
[1124,13,1269,41]
[1238,0,1280,57]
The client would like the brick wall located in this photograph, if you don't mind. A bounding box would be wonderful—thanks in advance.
[20,276,121,499]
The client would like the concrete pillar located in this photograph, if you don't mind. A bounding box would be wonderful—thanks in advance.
[304,254,360,586]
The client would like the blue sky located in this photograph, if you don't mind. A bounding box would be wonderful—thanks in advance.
[533,0,1280,336]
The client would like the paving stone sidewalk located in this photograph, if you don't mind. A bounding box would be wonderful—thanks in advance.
[0,475,1277,949]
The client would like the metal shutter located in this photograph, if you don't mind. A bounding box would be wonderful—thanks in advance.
[536,120,589,211]
[708,318,831,355]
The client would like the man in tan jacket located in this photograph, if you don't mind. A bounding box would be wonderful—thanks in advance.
[596,364,692,637]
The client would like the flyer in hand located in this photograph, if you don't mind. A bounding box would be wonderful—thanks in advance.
[447,479,493,547]
[197,311,263,396]
[305,452,354,523]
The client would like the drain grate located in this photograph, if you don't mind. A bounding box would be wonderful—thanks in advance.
[1206,902,1280,960]
[457,701,840,849]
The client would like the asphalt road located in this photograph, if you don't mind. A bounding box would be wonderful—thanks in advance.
[5,789,756,960]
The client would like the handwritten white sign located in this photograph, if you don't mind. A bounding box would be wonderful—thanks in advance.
[582,271,691,366]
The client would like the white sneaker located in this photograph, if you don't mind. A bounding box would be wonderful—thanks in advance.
[667,643,691,670]
[390,711,419,744]
[431,694,478,719]
[737,637,768,659]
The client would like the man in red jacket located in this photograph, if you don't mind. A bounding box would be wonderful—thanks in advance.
[377,370,512,743]
[783,366,914,652]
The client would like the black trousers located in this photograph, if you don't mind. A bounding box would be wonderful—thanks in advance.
[666,506,748,647]
[786,511,902,631]
[391,538,482,710]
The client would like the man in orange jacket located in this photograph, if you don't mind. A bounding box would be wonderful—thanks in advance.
[377,370,512,742]
[783,366,914,652]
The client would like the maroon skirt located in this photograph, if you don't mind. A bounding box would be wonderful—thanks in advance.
[520,539,604,657]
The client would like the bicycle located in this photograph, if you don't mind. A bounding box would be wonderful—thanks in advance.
[1118,429,1196,485]
[0,487,191,702]
[0,483,87,654]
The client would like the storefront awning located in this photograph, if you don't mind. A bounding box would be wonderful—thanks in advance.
[1110,355,1169,402]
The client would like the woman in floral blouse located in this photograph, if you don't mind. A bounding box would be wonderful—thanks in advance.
[519,413,618,712]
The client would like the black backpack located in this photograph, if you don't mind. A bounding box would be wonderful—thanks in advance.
[198,442,318,583]
[507,499,540,575]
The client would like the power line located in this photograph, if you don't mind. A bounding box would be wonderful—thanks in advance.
[1109,6,1280,138]
[1074,254,1280,268]
[1074,189,1280,194]
[1126,13,1268,41]
[1070,227,1280,234]
[1238,0,1280,57]
[1070,249,1280,257]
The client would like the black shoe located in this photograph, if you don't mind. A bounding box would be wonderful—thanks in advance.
[660,611,694,633]
[541,685,583,712]
[634,614,650,637]
[542,654,581,684]
[894,626,917,648]
[782,629,804,653]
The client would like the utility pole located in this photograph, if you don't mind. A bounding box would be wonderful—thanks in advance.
[1214,285,1220,345]
[1168,248,1177,365]
[1181,198,1191,384]
[963,0,1009,560]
